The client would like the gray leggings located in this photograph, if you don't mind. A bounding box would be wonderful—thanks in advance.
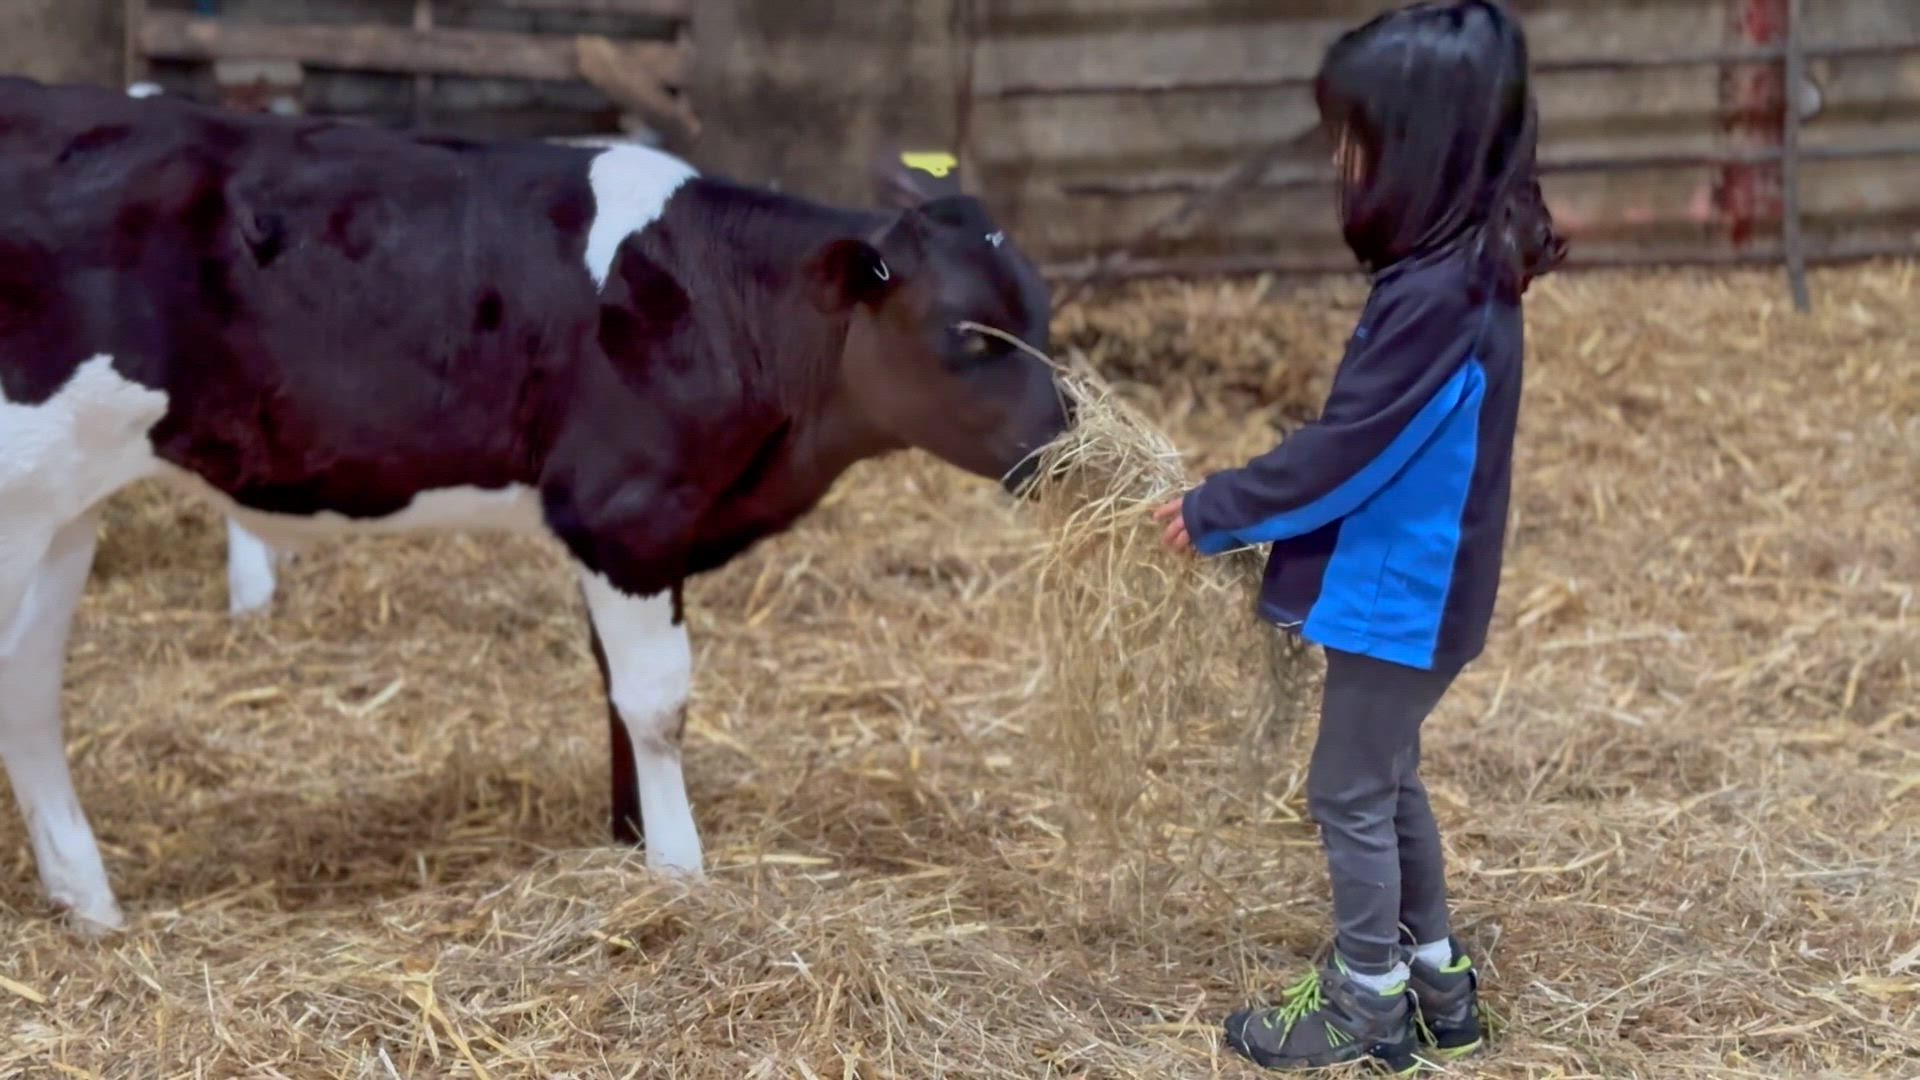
[1308,648,1460,973]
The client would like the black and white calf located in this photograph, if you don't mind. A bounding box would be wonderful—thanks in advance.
[212,133,678,619]
[0,78,1068,929]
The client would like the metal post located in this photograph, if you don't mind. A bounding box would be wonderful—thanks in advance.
[412,0,435,129]
[1715,0,1787,247]
[953,0,978,185]
[1781,0,1812,311]
[123,0,151,87]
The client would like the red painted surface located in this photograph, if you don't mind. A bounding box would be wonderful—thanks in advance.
[1713,0,1788,245]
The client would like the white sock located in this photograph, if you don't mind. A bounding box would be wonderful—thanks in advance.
[1345,961,1410,994]
[1413,938,1454,970]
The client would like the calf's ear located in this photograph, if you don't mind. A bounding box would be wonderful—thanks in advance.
[803,237,897,313]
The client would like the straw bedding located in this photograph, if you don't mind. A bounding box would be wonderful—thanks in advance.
[0,264,1914,1077]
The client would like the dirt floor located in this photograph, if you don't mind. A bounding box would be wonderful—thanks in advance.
[0,264,1913,1078]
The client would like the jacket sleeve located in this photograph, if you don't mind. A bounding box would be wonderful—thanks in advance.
[1182,285,1476,556]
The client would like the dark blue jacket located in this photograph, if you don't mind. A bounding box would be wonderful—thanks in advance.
[1182,247,1522,671]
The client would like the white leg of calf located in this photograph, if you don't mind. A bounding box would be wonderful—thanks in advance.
[225,518,279,617]
[578,570,702,877]
[0,515,122,930]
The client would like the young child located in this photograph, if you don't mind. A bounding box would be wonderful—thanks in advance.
[1150,2,1565,1072]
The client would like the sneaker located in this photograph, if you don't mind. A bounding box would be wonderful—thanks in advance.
[1407,937,1483,1061]
[1222,959,1418,1074]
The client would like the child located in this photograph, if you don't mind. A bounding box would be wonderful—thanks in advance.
[1150,1,1564,1072]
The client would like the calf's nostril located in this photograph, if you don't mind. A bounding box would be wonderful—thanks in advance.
[1000,451,1043,497]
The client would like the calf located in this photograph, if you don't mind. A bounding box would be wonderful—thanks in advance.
[0,78,1069,929]
[213,134,677,619]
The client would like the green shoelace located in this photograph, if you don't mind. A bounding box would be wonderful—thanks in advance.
[1260,967,1325,1034]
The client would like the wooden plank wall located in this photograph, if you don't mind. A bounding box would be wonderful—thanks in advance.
[134,0,688,140]
[687,0,964,207]
[107,0,1919,267]
[963,0,1920,268]
[0,0,123,86]
[1796,0,1920,250]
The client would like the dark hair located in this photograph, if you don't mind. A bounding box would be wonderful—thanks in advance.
[1315,0,1566,294]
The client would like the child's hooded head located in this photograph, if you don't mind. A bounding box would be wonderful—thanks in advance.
[1315,0,1567,294]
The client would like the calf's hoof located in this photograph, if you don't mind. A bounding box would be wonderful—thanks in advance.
[645,849,705,883]
[228,596,273,618]
[63,899,126,937]
[610,813,644,848]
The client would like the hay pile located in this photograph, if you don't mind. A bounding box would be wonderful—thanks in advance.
[1011,343,1310,831]
[0,264,1913,1078]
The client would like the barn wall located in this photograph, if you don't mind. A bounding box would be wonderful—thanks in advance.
[0,0,680,141]
[1799,0,1920,242]
[0,0,124,87]
[1,0,1913,265]
[959,0,1920,266]
[136,0,678,139]
[688,0,964,203]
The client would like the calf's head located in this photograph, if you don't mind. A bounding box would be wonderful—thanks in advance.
[805,159,1071,493]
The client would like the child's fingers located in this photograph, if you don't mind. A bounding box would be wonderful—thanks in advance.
[1149,498,1185,523]
[1161,517,1191,551]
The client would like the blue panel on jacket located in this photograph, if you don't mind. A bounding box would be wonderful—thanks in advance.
[1304,360,1485,669]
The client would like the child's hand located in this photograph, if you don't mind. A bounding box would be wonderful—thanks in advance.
[1151,497,1194,555]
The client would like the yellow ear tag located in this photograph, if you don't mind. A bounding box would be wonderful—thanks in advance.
[900,151,959,178]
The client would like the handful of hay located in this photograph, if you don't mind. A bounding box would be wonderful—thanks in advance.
[966,324,1316,834]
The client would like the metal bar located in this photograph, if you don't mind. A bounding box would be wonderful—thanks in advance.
[984,37,1920,99]
[1055,123,1323,305]
[1038,239,1920,284]
[1055,142,1920,198]
[1540,143,1920,173]
[443,0,689,13]
[1781,0,1812,311]
[993,72,1314,98]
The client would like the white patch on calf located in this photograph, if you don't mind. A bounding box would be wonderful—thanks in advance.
[0,355,170,516]
[0,513,121,931]
[183,480,545,553]
[582,145,696,289]
[0,354,172,927]
[578,570,702,876]
[0,355,169,618]
[224,519,282,617]
[0,491,119,926]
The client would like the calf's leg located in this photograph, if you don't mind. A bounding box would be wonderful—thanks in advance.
[224,519,281,617]
[578,572,701,875]
[589,623,643,846]
[0,514,122,930]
